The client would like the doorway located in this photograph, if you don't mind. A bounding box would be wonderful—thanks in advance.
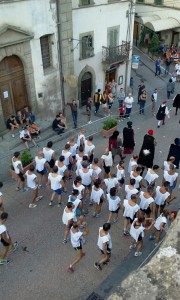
[0,55,28,120]
[81,72,92,106]
[105,70,116,85]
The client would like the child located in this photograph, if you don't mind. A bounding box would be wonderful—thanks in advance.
[139,186,154,218]
[129,210,154,257]
[35,151,48,187]
[47,166,64,207]
[119,103,125,121]
[107,187,121,223]
[128,155,138,174]
[130,166,144,191]
[123,194,140,236]
[144,165,159,188]
[125,178,139,200]
[104,172,119,194]
[116,160,125,187]
[150,208,169,246]
[90,181,105,217]
[0,182,4,214]
[73,176,85,203]
[25,165,43,208]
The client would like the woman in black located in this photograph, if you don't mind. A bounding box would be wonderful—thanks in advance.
[167,138,180,169]
[138,129,156,174]
[123,121,135,154]
[173,94,180,115]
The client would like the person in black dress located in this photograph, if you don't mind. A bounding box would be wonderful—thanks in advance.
[138,129,156,175]
[123,121,135,154]
[167,138,180,169]
[173,94,180,115]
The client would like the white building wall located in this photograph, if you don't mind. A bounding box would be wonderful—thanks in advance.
[72,1,130,92]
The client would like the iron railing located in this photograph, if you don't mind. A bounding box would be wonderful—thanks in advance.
[102,41,130,64]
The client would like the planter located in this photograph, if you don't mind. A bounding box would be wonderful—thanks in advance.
[102,126,117,138]
[23,161,34,172]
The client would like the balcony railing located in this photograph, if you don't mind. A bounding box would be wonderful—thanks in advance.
[102,41,130,64]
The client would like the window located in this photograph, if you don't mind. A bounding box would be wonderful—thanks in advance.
[108,26,120,47]
[136,0,144,3]
[154,0,163,4]
[80,33,94,59]
[40,35,52,69]
[80,0,94,5]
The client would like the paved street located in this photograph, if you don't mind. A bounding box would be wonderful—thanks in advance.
[0,49,179,300]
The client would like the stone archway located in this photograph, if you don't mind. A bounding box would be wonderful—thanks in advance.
[78,65,96,107]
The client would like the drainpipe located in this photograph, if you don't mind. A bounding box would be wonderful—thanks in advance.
[55,0,65,115]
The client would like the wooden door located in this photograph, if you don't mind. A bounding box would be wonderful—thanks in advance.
[105,71,116,83]
[81,72,92,106]
[0,55,28,120]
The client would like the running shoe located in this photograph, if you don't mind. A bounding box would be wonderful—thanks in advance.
[134,252,142,257]
[11,241,18,252]
[94,262,102,271]
[49,201,53,206]
[66,265,74,273]
[16,187,20,191]
[62,239,67,244]
[129,244,136,249]
[57,203,62,207]
[29,204,37,208]
[22,187,28,192]
[0,259,10,265]
[12,134,15,138]
[36,196,43,201]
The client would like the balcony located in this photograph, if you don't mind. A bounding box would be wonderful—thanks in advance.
[102,41,130,65]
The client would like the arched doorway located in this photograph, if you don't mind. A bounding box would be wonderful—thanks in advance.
[0,55,28,120]
[81,72,92,106]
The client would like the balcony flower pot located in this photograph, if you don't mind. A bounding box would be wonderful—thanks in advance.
[10,150,34,180]
[102,118,118,138]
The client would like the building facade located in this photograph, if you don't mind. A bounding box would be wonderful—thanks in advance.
[134,0,180,48]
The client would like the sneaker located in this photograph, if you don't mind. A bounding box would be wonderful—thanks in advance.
[94,262,102,271]
[29,204,37,208]
[49,201,53,206]
[134,251,142,257]
[22,187,28,192]
[149,235,156,240]
[16,187,20,191]
[129,244,136,249]
[123,231,130,236]
[62,239,67,244]
[57,203,62,207]
[67,265,74,273]
[12,134,15,138]
[36,196,43,202]
[12,241,18,252]
[0,259,10,265]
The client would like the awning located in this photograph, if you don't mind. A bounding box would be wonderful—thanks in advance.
[138,15,160,25]
[145,18,180,32]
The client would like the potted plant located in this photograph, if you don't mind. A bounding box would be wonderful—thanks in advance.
[10,150,34,180]
[102,117,118,138]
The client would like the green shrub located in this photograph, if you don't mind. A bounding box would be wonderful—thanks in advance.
[21,150,33,167]
[102,118,118,131]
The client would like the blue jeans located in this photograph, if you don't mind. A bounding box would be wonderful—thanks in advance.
[155,66,161,76]
[139,101,145,114]
[125,107,132,118]
[72,111,77,127]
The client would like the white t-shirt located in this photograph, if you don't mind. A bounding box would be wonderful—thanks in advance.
[84,140,95,156]
[61,150,71,166]
[90,165,102,180]
[97,227,112,251]
[104,178,119,193]
[139,191,154,210]
[25,171,37,189]
[123,199,139,219]
[0,224,9,240]
[163,171,178,186]
[62,207,76,225]
[107,194,121,211]
[128,159,137,174]
[79,169,93,186]
[130,218,145,242]
[68,143,78,156]
[68,196,81,214]
[144,169,159,185]
[48,173,62,190]
[154,214,167,230]
[154,186,170,206]
[90,186,104,204]
[101,152,113,167]
[125,185,139,200]
[35,157,46,172]
[152,92,158,102]
[76,160,83,176]
[124,97,134,108]
[130,171,142,189]
[116,166,125,179]
[20,129,30,139]
[55,161,67,176]
[12,159,23,174]
[163,161,176,171]
[73,183,85,200]
[43,148,54,162]
[70,229,83,248]
[76,154,83,162]
[77,134,86,147]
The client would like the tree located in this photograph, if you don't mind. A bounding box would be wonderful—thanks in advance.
[149,33,159,56]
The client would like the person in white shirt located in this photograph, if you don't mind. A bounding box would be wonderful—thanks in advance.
[129,210,154,257]
[84,136,95,163]
[154,181,170,219]
[104,172,119,194]
[151,88,158,115]
[20,126,37,150]
[156,100,170,128]
[90,158,102,183]
[124,93,134,118]
[162,156,176,171]
[123,194,140,236]
[94,223,112,271]
[150,208,169,245]
[35,151,48,187]
[116,160,125,186]
[12,151,27,192]
[79,162,93,195]
[68,136,78,169]
[125,179,139,200]
[68,189,82,216]
[47,166,64,207]
[25,165,42,208]
[101,148,113,178]
[66,222,89,273]
[73,176,85,202]
[107,187,121,223]
[163,164,178,203]
[128,155,138,174]
[55,156,68,193]
[77,128,86,148]
[43,141,56,170]
[144,165,159,188]
[139,186,154,218]
[90,181,105,217]
[130,167,144,190]
[61,144,72,179]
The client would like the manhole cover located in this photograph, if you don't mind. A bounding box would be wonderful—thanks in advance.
[86,292,104,300]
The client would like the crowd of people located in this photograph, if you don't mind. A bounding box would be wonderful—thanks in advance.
[0,123,179,272]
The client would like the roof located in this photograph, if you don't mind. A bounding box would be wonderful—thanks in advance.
[145,18,180,32]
